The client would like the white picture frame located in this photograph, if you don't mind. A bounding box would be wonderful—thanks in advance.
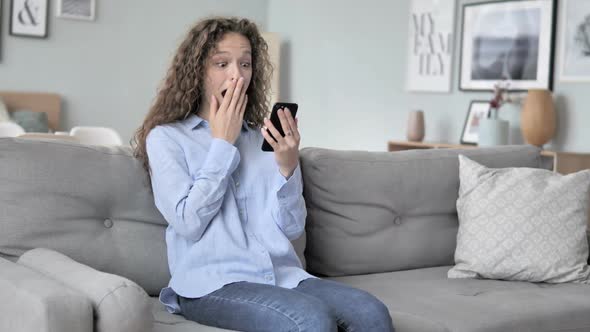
[558,0,590,82]
[10,0,48,38]
[405,0,456,93]
[57,0,96,21]
[459,0,556,91]
[460,101,491,145]
[0,1,3,60]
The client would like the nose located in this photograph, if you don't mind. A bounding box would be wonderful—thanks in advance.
[228,62,247,82]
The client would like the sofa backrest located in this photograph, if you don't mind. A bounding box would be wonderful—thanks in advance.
[0,138,168,295]
[0,138,308,296]
[299,145,545,277]
[0,138,554,293]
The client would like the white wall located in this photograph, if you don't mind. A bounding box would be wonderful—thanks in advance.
[0,0,268,144]
[268,0,590,152]
[2,0,588,152]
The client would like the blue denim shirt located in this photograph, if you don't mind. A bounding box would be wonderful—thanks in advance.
[146,114,316,314]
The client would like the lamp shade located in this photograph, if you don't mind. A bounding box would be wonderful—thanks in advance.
[521,89,556,147]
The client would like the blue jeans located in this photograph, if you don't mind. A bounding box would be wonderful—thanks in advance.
[178,278,395,332]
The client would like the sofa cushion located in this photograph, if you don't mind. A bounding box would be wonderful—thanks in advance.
[18,248,153,332]
[151,297,237,332]
[10,109,50,133]
[299,145,544,277]
[450,156,590,284]
[329,266,590,332]
[0,137,169,295]
[0,137,308,296]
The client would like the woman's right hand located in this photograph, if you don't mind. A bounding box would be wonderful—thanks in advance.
[210,77,248,145]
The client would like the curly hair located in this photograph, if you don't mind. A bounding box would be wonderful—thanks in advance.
[132,16,273,179]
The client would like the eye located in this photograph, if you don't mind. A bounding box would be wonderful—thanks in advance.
[241,62,252,68]
[215,62,227,68]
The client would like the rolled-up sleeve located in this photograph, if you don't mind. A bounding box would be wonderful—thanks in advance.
[271,164,307,241]
[146,127,240,241]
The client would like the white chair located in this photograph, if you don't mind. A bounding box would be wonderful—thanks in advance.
[0,121,26,138]
[69,126,123,146]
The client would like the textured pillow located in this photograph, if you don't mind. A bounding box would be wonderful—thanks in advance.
[10,110,49,132]
[448,155,590,284]
[18,248,153,332]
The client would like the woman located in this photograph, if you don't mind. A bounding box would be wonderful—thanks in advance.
[133,16,395,332]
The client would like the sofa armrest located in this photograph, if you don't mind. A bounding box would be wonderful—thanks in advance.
[18,248,153,332]
[0,257,93,332]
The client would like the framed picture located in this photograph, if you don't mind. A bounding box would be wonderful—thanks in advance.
[10,0,49,38]
[57,0,95,21]
[460,101,491,145]
[558,0,590,82]
[1,0,3,61]
[459,0,557,91]
[405,0,456,93]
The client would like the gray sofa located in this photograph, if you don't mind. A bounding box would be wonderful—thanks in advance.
[1,137,589,332]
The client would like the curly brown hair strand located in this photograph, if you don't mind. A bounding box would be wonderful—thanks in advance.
[132,17,273,180]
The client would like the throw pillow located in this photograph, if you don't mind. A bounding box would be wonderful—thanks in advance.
[448,155,590,284]
[18,248,153,332]
[10,110,49,132]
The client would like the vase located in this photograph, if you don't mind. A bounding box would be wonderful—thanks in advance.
[478,118,509,147]
[521,89,555,147]
[497,102,523,144]
[406,110,425,142]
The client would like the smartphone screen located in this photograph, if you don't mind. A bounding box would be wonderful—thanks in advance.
[261,102,299,152]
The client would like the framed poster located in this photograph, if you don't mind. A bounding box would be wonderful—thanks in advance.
[10,0,49,38]
[57,0,95,21]
[558,0,590,82]
[0,1,3,61]
[459,0,556,91]
[406,0,456,92]
[460,101,491,145]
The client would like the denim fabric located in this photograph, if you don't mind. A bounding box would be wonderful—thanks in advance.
[179,278,395,332]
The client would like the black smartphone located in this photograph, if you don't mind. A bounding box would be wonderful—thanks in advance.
[261,102,299,152]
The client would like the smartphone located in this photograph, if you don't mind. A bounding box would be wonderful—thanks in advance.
[261,102,299,152]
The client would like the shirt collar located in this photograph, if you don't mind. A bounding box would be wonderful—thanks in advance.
[184,114,249,132]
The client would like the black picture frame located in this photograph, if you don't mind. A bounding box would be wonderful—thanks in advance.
[459,0,557,92]
[460,100,492,145]
[9,0,49,39]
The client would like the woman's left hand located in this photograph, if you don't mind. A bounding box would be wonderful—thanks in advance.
[261,108,300,179]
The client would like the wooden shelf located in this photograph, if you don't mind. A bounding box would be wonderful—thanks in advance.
[387,141,590,175]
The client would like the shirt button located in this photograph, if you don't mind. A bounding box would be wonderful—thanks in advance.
[265,275,273,281]
[103,218,113,228]
[236,181,240,187]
